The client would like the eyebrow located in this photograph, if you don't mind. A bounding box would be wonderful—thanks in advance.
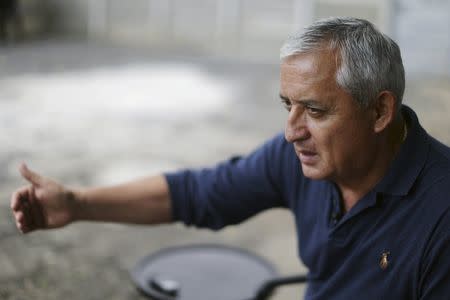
[279,94,321,107]
[279,94,289,102]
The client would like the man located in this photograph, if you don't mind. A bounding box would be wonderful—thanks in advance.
[10,17,450,299]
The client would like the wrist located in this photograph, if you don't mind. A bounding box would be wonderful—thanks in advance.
[69,187,87,222]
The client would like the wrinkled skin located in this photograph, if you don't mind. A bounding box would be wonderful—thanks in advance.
[280,50,401,210]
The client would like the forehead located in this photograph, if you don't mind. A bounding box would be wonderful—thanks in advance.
[280,50,339,96]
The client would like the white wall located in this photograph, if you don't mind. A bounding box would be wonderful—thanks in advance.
[394,0,450,77]
[34,0,449,75]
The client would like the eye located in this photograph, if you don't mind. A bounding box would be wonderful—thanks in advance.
[306,106,325,117]
[281,99,292,111]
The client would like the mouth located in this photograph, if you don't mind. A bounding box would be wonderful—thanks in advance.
[295,149,319,165]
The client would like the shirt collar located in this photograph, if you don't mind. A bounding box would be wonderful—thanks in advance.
[374,105,430,196]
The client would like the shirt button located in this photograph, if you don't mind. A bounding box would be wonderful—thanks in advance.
[331,212,340,225]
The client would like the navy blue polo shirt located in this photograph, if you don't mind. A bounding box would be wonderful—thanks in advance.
[165,105,450,299]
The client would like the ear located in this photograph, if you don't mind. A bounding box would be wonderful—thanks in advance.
[373,91,397,133]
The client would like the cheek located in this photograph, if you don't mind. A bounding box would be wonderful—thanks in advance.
[308,119,337,152]
[329,122,371,162]
[309,119,357,163]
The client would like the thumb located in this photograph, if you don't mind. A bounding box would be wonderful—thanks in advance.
[19,163,43,186]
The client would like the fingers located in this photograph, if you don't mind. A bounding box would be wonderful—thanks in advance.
[14,210,28,233]
[28,185,46,229]
[10,186,40,233]
[11,191,32,233]
[19,163,43,186]
[20,198,34,233]
[12,163,48,234]
[10,186,28,212]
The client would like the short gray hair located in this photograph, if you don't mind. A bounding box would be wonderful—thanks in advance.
[280,17,405,110]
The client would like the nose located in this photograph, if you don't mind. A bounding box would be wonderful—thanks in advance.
[285,106,310,143]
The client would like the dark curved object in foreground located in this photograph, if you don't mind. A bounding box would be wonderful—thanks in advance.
[130,244,306,300]
[251,274,308,300]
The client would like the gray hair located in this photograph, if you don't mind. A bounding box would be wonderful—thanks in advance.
[280,17,405,110]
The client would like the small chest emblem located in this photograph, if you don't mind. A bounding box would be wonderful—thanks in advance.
[379,251,390,270]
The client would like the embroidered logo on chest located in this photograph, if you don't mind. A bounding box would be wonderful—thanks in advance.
[379,251,390,270]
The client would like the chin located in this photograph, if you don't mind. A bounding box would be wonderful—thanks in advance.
[300,164,329,180]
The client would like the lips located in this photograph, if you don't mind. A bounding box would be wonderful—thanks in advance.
[295,148,319,165]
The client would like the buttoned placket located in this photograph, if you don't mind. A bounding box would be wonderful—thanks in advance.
[328,186,381,240]
[329,185,343,227]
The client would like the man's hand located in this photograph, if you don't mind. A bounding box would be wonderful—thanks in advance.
[10,163,77,233]
[11,162,172,232]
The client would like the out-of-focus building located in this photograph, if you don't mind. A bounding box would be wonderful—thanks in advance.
[20,0,450,77]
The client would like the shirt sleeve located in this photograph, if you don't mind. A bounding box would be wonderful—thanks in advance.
[164,133,289,230]
[418,207,450,299]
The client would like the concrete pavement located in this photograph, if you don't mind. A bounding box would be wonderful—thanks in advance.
[0,39,449,300]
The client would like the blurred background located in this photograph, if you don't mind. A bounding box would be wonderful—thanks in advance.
[0,0,449,299]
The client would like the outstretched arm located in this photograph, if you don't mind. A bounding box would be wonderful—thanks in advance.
[10,163,172,234]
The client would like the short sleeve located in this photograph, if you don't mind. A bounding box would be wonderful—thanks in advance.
[165,133,290,230]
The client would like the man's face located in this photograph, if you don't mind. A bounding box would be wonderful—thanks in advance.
[280,50,376,182]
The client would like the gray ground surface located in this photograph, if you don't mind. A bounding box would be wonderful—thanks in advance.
[0,40,449,300]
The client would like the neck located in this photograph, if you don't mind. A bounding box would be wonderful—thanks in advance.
[337,114,407,212]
